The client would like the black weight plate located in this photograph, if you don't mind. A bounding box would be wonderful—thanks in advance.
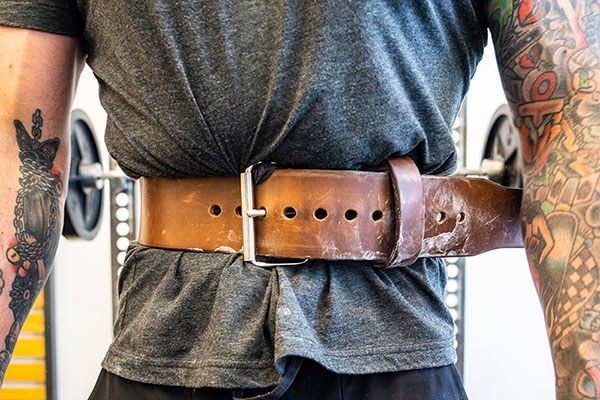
[63,110,103,240]
[483,104,524,189]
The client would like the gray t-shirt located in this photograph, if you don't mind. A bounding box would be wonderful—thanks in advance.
[0,0,488,389]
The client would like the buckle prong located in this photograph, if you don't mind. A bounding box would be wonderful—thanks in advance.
[240,163,308,268]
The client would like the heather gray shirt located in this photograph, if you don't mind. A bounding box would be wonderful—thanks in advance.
[0,0,488,389]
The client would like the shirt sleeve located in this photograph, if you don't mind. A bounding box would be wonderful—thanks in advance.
[0,0,82,37]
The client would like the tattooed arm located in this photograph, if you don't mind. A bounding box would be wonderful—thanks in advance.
[485,1,600,398]
[0,26,84,383]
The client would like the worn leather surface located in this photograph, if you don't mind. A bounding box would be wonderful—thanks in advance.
[385,157,425,267]
[138,158,523,266]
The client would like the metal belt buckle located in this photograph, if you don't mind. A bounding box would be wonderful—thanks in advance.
[240,163,308,267]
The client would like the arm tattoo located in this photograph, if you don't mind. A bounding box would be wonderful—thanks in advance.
[0,110,62,383]
[487,0,600,398]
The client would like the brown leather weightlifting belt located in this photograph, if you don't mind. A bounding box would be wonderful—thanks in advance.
[138,157,523,268]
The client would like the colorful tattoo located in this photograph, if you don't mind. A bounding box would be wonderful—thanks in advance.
[487,0,600,398]
[0,110,62,383]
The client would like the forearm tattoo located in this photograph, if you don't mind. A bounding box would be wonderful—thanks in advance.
[0,110,62,383]
[487,0,600,398]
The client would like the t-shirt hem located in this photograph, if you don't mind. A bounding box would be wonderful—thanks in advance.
[0,1,82,37]
[101,338,457,389]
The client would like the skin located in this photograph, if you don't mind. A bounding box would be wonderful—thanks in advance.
[485,0,600,398]
[0,26,84,383]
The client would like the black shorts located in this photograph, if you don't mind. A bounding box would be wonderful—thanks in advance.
[88,359,468,400]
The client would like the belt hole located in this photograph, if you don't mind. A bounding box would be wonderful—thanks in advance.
[314,208,328,220]
[372,210,383,221]
[283,207,297,219]
[235,206,242,217]
[344,209,358,221]
[457,212,466,224]
[435,211,446,223]
[210,204,222,216]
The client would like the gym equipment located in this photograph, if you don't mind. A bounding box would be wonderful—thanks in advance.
[482,104,523,189]
[63,110,132,240]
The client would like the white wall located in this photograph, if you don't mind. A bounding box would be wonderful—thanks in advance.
[50,67,113,400]
[462,44,555,400]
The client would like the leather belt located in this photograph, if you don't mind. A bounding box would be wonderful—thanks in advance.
[138,157,523,268]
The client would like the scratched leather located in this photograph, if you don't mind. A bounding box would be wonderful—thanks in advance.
[138,158,523,266]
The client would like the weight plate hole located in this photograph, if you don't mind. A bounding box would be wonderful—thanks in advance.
[235,205,242,217]
[283,207,297,219]
[372,210,383,221]
[314,208,328,220]
[210,204,222,216]
[344,209,358,221]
